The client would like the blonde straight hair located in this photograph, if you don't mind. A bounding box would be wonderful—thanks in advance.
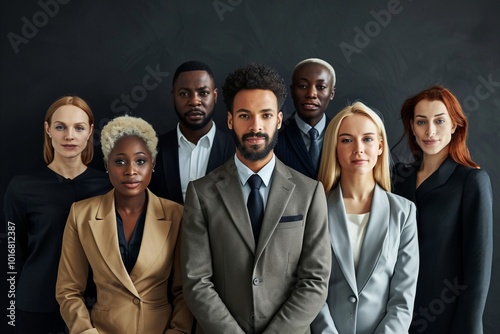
[318,101,391,193]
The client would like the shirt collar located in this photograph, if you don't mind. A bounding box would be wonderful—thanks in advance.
[176,121,216,148]
[294,112,326,136]
[234,154,275,188]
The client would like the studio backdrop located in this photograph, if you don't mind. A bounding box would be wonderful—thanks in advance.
[1,0,499,333]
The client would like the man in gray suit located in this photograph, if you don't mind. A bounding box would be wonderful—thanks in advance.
[181,63,331,334]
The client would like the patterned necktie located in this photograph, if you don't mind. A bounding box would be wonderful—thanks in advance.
[247,174,264,242]
[308,127,320,169]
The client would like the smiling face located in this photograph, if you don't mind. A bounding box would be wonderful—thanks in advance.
[106,135,154,199]
[228,89,282,169]
[336,114,383,177]
[291,62,334,126]
[172,70,217,132]
[45,105,93,162]
[411,99,456,161]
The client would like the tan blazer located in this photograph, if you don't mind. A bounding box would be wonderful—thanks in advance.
[181,157,331,334]
[56,189,192,334]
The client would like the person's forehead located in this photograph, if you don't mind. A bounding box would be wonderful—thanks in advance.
[293,63,331,79]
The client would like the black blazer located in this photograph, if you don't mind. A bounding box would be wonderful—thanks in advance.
[274,113,330,179]
[149,125,235,204]
[393,157,493,334]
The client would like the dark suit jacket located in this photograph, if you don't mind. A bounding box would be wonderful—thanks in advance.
[149,125,235,204]
[274,113,331,179]
[393,157,493,334]
[181,157,331,334]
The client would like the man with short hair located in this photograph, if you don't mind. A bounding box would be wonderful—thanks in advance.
[181,63,331,334]
[275,58,336,179]
[149,60,234,203]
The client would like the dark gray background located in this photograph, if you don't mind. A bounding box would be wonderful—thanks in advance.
[1,0,498,333]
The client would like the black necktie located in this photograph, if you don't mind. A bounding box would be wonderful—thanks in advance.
[308,127,320,169]
[247,174,264,242]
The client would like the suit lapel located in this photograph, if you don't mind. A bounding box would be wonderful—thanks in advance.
[216,160,256,253]
[130,189,171,284]
[285,117,316,176]
[254,160,295,260]
[328,186,358,294]
[162,131,183,203]
[416,156,457,201]
[88,190,139,297]
[356,184,389,292]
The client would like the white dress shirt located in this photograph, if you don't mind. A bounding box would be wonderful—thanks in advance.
[177,122,216,201]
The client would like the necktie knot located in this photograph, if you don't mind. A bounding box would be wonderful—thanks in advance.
[248,174,263,190]
[308,127,319,140]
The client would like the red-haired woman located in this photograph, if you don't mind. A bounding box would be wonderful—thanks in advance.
[4,96,111,333]
[393,85,493,334]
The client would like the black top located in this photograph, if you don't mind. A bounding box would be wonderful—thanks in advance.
[117,210,146,273]
[3,167,111,312]
[393,157,493,334]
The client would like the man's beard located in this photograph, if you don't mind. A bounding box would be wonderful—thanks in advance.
[232,129,278,162]
[176,107,214,131]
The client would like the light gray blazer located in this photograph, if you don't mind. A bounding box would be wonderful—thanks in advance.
[311,184,419,334]
[181,157,331,334]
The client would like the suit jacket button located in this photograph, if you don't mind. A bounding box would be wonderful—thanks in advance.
[348,296,357,303]
[133,298,140,305]
[252,277,261,286]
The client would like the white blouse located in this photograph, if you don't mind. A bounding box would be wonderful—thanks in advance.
[346,212,370,270]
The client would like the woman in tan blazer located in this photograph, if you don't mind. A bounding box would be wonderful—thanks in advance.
[56,115,192,333]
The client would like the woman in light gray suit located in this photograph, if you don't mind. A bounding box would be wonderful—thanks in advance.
[311,102,419,334]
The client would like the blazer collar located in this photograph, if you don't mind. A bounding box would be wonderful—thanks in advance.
[416,156,458,200]
[284,116,316,176]
[328,184,389,294]
[216,158,295,257]
[356,184,389,292]
[89,189,171,297]
[129,189,172,283]
[161,130,183,203]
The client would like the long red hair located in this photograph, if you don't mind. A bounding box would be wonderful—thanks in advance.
[399,85,479,168]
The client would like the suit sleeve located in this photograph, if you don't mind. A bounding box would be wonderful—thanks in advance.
[166,211,194,334]
[374,200,419,334]
[451,169,493,333]
[310,303,340,334]
[55,203,98,334]
[264,182,332,333]
[181,181,246,333]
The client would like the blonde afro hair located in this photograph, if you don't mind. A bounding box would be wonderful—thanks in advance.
[101,115,158,163]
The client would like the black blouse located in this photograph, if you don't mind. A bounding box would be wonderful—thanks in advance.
[3,167,111,312]
[116,210,146,273]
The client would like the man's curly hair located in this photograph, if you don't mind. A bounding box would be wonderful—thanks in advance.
[222,63,287,112]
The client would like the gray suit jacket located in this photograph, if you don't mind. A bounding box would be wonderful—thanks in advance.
[311,184,419,334]
[181,157,331,334]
